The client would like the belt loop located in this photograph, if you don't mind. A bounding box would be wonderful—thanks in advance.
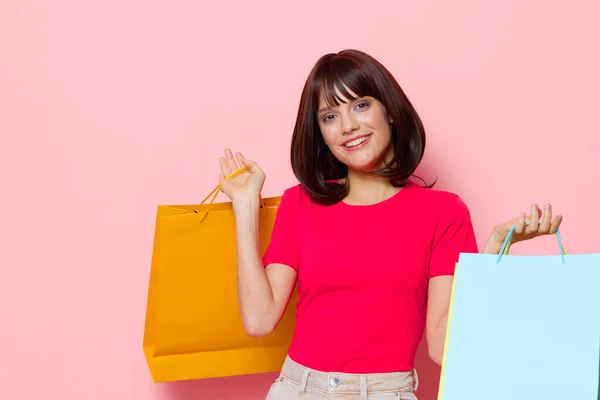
[413,368,419,392]
[360,376,368,400]
[298,369,310,394]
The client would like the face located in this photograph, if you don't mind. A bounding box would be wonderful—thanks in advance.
[317,89,394,172]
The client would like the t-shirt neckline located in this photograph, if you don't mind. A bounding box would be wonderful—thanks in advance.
[338,180,415,208]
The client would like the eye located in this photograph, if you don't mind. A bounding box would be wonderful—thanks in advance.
[322,114,336,122]
[355,100,369,110]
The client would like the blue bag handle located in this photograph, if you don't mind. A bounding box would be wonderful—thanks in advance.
[496,221,566,264]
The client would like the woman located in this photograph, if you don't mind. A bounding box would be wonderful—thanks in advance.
[217,50,562,399]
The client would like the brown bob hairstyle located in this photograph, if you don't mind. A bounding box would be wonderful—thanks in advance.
[290,49,430,205]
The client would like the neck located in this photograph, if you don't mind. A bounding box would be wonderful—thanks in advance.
[343,168,403,205]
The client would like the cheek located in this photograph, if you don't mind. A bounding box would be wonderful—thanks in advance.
[355,112,373,124]
[368,115,392,140]
[357,112,386,131]
[319,128,337,148]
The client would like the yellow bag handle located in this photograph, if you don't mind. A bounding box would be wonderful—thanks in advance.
[194,166,265,222]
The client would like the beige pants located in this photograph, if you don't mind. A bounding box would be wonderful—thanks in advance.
[266,356,419,399]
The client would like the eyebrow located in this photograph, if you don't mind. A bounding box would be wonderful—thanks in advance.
[317,106,332,114]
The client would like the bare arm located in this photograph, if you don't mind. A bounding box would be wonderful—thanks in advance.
[218,149,297,337]
[233,196,297,337]
[426,203,563,365]
[425,276,453,366]
[426,241,504,366]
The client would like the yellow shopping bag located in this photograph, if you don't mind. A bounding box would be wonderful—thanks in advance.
[143,167,297,382]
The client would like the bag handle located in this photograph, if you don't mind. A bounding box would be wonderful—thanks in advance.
[193,166,266,222]
[496,221,566,264]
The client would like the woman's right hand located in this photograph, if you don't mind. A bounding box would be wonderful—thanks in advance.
[219,148,265,204]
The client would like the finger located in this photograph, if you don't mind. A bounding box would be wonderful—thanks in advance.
[539,203,552,233]
[549,215,563,234]
[528,203,540,232]
[239,152,263,174]
[225,148,239,174]
[535,204,543,229]
[515,212,526,234]
[219,156,230,177]
[235,152,247,173]
[218,173,225,191]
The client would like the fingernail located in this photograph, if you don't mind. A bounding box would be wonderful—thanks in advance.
[545,203,551,211]
[520,212,526,219]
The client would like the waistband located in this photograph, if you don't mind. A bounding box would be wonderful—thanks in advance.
[279,356,419,397]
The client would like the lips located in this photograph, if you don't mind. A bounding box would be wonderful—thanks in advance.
[342,134,372,148]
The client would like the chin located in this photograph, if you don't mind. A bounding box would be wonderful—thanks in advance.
[345,159,382,172]
[336,143,393,173]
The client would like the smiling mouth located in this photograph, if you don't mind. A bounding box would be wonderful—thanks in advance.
[343,134,372,148]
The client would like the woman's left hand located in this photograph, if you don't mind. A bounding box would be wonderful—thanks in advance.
[482,203,563,254]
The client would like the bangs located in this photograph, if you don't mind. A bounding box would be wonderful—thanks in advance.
[291,49,430,205]
[315,57,379,109]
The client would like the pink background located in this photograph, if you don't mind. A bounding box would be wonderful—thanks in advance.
[1,1,599,399]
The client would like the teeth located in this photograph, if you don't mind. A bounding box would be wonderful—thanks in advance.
[344,136,369,148]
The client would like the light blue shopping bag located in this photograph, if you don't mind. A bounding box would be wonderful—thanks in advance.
[438,226,600,400]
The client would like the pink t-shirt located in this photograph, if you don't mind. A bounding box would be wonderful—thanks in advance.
[262,180,478,373]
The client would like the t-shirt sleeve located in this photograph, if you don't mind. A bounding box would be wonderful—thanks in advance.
[429,195,478,278]
[262,186,300,271]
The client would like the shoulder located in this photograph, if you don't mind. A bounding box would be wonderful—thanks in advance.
[280,183,305,201]
[407,183,477,256]
[406,180,471,218]
[280,183,303,197]
[277,183,310,209]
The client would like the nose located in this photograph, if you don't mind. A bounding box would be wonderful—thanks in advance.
[341,113,360,134]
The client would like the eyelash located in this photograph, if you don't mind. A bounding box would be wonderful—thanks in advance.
[322,101,369,122]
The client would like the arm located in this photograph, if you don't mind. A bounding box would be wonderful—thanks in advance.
[425,275,453,366]
[233,197,297,337]
[426,202,563,366]
[218,149,298,337]
[425,195,478,366]
[426,239,506,365]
